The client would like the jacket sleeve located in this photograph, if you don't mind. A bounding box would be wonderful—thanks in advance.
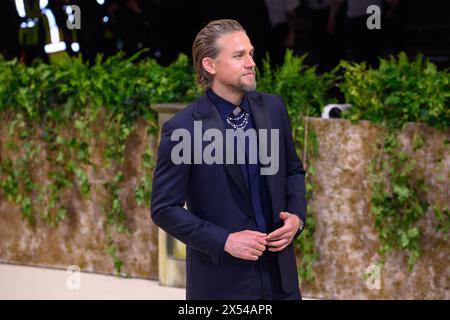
[150,120,230,264]
[278,96,308,239]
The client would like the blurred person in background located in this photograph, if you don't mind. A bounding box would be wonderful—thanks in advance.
[264,0,300,67]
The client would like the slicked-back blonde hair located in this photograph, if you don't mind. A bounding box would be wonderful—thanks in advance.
[192,19,246,89]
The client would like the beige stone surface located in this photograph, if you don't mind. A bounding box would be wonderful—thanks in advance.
[1,111,448,299]
[0,262,185,299]
[301,118,450,299]
[0,112,158,280]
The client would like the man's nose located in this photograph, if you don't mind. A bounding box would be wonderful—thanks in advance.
[245,54,256,69]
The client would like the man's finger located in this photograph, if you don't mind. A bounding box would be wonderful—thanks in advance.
[266,226,289,240]
[249,248,264,257]
[266,232,290,242]
[268,243,289,252]
[266,238,288,248]
[245,254,259,261]
[253,242,266,252]
[254,237,267,246]
[279,211,289,220]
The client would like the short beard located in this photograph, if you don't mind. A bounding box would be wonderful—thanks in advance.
[242,80,257,92]
[223,79,257,94]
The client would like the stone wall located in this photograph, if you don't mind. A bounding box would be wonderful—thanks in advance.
[0,112,159,279]
[302,118,449,299]
[0,113,448,298]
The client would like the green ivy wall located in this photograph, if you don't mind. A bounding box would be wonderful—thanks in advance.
[0,51,448,298]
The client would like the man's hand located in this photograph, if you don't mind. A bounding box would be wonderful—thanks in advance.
[266,212,301,252]
[224,230,267,261]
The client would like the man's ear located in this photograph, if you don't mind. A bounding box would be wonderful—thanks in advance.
[202,57,216,75]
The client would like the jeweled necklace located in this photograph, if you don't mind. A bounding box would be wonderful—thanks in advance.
[226,106,249,130]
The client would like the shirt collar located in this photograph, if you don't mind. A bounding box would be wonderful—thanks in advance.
[206,88,251,117]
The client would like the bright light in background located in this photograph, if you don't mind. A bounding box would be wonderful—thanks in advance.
[103,16,109,23]
[96,0,105,5]
[64,5,75,24]
[44,42,66,54]
[16,0,69,54]
[15,0,26,18]
[20,18,39,29]
[40,0,48,9]
[71,42,80,52]
[42,8,66,53]
[27,19,35,28]
[41,9,60,44]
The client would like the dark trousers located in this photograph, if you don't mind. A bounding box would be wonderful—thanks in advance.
[256,251,302,300]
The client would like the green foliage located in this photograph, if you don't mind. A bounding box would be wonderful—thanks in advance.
[257,51,337,118]
[140,53,203,104]
[369,131,429,270]
[339,53,449,271]
[294,204,317,282]
[104,234,125,276]
[0,50,200,124]
[0,50,448,279]
[134,142,156,206]
[433,204,450,240]
[339,53,450,130]
[0,51,196,273]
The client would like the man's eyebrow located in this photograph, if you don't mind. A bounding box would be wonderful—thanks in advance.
[232,48,255,54]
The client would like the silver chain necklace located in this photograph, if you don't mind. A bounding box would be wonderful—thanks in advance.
[226,106,249,130]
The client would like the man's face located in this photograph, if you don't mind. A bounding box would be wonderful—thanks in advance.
[211,31,256,92]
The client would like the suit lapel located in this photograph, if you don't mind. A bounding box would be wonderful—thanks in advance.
[248,92,276,214]
[193,95,252,211]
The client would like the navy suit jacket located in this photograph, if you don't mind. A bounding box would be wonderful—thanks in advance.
[151,91,307,299]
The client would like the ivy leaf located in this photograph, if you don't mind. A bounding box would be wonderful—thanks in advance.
[407,227,419,239]
[393,184,410,200]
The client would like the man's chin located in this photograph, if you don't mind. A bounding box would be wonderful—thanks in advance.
[242,81,257,92]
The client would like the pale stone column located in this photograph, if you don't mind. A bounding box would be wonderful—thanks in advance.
[151,103,188,288]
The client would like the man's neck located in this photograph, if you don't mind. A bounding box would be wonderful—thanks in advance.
[210,84,244,106]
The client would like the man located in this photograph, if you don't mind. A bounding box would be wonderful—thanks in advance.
[151,19,307,300]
